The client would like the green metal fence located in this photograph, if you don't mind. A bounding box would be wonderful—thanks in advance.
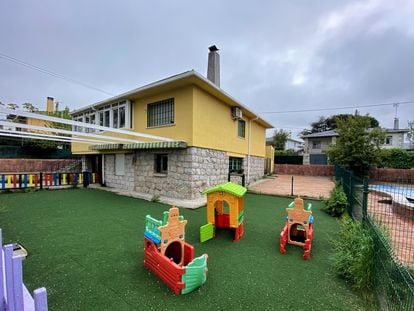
[335,165,414,311]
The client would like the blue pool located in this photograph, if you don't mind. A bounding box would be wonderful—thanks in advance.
[370,184,414,205]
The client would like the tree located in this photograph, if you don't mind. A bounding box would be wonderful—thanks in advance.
[301,114,380,135]
[408,120,414,148]
[272,129,290,150]
[22,102,39,112]
[6,103,19,110]
[326,112,385,176]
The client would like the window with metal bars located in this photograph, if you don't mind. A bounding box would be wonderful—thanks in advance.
[147,98,174,127]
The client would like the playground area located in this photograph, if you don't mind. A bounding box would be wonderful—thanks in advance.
[249,174,335,199]
[0,189,370,310]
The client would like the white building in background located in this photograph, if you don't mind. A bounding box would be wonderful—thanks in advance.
[301,118,410,165]
[265,137,304,153]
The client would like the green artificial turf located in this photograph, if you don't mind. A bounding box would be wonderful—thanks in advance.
[0,189,370,311]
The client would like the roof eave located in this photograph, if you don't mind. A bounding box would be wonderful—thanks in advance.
[71,70,274,129]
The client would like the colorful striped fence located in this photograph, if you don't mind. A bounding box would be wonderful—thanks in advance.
[0,172,100,190]
[0,229,48,311]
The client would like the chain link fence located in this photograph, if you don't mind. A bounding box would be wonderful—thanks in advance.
[335,165,414,310]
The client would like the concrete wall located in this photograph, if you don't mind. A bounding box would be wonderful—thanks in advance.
[381,132,405,149]
[275,164,335,176]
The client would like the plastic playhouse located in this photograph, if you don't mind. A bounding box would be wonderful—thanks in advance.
[279,197,314,260]
[143,206,208,295]
[200,182,247,243]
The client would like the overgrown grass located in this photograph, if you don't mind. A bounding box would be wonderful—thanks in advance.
[331,216,374,300]
[0,189,371,310]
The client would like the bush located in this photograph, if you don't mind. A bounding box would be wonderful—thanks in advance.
[324,184,347,217]
[379,148,414,169]
[331,217,374,293]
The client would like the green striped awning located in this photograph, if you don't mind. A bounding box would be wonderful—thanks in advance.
[89,140,187,151]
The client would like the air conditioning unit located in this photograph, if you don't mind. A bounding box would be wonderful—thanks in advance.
[231,107,242,119]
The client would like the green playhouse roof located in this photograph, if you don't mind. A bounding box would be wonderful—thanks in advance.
[202,182,247,197]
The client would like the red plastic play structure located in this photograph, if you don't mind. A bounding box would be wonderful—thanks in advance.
[143,206,208,295]
[279,197,314,260]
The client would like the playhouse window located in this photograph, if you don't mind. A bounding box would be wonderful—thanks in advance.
[229,157,243,173]
[147,98,174,127]
[155,154,168,174]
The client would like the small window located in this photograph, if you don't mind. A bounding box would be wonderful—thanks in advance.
[385,136,392,145]
[99,111,104,126]
[113,109,119,128]
[85,116,90,133]
[229,157,243,173]
[312,141,321,149]
[119,106,126,128]
[104,110,110,127]
[147,98,174,127]
[115,154,125,176]
[238,119,246,138]
[154,154,168,174]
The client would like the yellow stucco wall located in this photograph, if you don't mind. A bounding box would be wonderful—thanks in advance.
[72,85,268,157]
[132,87,193,144]
[72,87,193,154]
[192,86,266,157]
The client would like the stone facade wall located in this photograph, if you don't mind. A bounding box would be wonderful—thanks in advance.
[248,155,265,183]
[134,147,228,200]
[102,147,266,201]
[104,154,135,191]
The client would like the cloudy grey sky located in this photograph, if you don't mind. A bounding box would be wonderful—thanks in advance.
[1,0,414,139]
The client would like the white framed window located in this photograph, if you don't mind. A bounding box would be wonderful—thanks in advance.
[238,119,246,138]
[73,100,131,132]
[115,154,125,176]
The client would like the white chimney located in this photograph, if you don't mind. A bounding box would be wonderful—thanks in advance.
[394,118,399,130]
[207,45,220,87]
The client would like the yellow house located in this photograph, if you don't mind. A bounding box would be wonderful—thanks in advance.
[71,47,273,205]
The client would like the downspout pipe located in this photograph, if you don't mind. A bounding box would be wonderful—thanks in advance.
[247,117,259,185]
[101,154,105,186]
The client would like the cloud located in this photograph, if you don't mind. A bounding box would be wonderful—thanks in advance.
[0,0,413,139]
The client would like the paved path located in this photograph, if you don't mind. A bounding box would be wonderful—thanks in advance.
[249,174,335,199]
